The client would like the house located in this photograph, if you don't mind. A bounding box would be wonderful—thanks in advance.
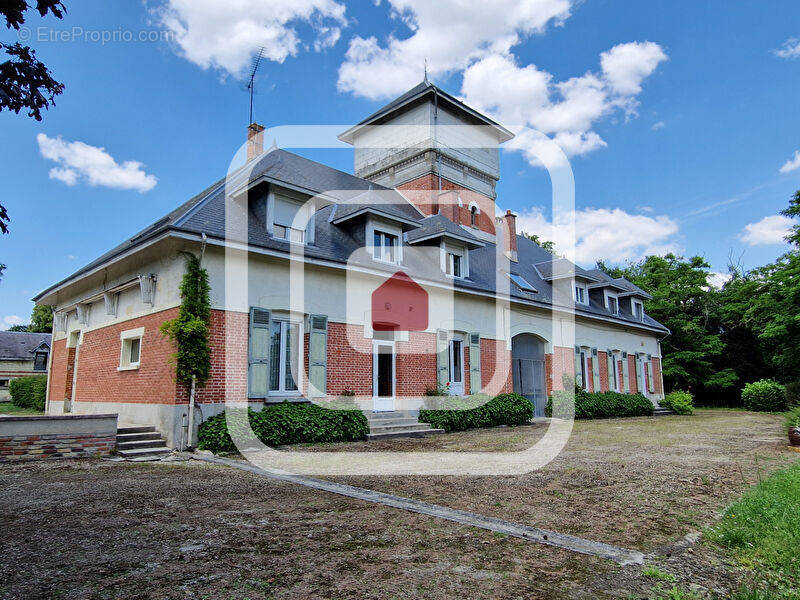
[33,80,668,446]
[0,331,50,400]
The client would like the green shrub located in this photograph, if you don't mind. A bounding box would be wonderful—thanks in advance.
[784,405,800,430]
[9,375,47,411]
[784,381,800,408]
[661,390,694,415]
[545,388,653,419]
[197,402,369,453]
[741,380,786,412]
[418,393,533,433]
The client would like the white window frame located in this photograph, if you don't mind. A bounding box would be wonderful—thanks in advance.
[268,188,314,245]
[611,351,621,392]
[633,300,645,321]
[441,241,469,279]
[574,284,589,305]
[366,217,403,265]
[578,347,590,390]
[269,318,303,397]
[372,339,396,409]
[605,291,619,315]
[118,327,144,371]
[448,336,465,395]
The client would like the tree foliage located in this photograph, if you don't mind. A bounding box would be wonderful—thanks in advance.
[7,324,29,332]
[1,1,66,234]
[29,304,52,332]
[159,252,211,386]
[522,231,556,254]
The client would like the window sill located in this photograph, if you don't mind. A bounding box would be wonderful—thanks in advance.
[117,364,140,372]
[265,396,308,404]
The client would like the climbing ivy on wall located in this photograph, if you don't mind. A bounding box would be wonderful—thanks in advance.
[160,252,211,386]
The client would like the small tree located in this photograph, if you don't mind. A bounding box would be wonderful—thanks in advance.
[160,252,211,386]
[29,304,52,332]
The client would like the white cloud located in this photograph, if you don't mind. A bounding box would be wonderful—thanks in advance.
[37,134,157,192]
[651,121,665,130]
[707,272,732,289]
[516,206,679,264]
[3,315,24,327]
[774,37,800,59]
[739,215,793,246]
[600,41,667,95]
[461,43,667,163]
[154,0,347,76]
[337,0,573,99]
[779,150,800,174]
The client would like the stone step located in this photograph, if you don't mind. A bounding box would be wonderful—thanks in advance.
[116,432,163,443]
[117,439,168,451]
[366,427,444,441]
[366,411,412,420]
[366,417,420,427]
[117,425,157,435]
[116,446,171,459]
[369,422,432,434]
[652,408,675,416]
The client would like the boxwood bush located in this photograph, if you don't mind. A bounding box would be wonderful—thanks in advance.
[9,375,47,411]
[197,402,369,453]
[661,390,694,415]
[742,379,786,412]
[418,393,533,433]
[546,388,653,419]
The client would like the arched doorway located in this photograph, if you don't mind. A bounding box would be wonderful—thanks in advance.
[512,334,547,417]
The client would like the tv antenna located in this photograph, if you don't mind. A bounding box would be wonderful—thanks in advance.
[247,47,265,124]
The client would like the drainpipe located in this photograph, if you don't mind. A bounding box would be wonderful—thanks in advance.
[187,375,196,449]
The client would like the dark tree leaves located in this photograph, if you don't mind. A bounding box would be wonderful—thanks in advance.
[3,1,65,30]
[0,42,64,121]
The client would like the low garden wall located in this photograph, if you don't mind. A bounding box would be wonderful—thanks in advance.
[0,414,118,461]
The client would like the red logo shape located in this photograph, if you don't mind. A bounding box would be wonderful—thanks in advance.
[371,271,429,331]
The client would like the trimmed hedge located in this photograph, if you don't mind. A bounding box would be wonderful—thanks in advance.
[742,379,786,412]
[197,402,369,453]
[9,375,47,411]
[418,393,533,433]
[661,390,694,415]
[546,388,653,419]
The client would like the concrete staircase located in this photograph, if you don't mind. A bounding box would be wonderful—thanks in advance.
[116,425,171,459]
[366,411,444,441]
[652,407,675,416]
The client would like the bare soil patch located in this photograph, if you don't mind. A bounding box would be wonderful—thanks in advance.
[0,410,794,599]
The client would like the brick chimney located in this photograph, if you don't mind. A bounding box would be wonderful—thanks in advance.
[437,190,461,224]
[496,209,518,262]
[247,122,265,161]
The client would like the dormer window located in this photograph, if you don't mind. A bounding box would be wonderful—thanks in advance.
[575,285,588,305]
[373,230,399,263]
[446,251,462,278]
[605,293,619,315]
[633,300,644,321]
[441,243,468,279]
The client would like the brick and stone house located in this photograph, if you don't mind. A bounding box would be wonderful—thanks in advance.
[34,80,668,446]
[0,331,50,401]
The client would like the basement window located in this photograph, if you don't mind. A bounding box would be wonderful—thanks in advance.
[119,327,144,371]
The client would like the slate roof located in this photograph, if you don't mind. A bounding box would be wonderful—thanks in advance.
[405,214,484,247]
[0,332,50,360]
[34,146,666,334]
[584,268,653,299]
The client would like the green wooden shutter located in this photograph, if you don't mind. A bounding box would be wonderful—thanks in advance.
[591,348,600,392]
[469,332,481,395]
[635,354,644,393]
[646,355,655,393]
[437,329,449,389]
[574,346,582,388]
[308,315,327,397]
[248,307,271,398]
[622,352,630,393]
[607,351,615,392]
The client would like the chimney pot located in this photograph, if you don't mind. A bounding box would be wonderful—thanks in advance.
[247,122,265,161]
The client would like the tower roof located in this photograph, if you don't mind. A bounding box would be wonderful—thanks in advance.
[338,80,514,144]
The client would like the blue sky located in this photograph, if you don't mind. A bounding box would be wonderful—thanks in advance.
[2,0,800,326]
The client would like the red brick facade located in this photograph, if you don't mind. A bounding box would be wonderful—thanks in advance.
[0,431,115,461]
[652,357,663,396]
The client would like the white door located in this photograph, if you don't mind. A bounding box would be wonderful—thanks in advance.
[372,341,395,411]
[448,337,464,396]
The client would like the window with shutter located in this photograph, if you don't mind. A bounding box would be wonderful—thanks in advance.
[308,315,328,397]
[436,330,449,390]
[469,332,481,394]
[621,352,630,393]
[591,348,600,391]
[248,308,271,398]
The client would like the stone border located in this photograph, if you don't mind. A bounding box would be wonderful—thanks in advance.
[0,414,118,461]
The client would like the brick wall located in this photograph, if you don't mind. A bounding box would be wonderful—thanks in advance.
[598,351,609,392]
[190,310,249,404]
[395,331,437,396]
[551,346,575,391]
[397,174,497,235]
[48,338,68,404]
[652,357,663,396]
[628,354,639,394]
[327,322,373,396]
[0,432,115,461]
[480,338,513,396]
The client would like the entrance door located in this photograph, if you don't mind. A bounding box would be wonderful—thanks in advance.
[512,334,547,417]
[372,341,395,411]
[448,337,464,396]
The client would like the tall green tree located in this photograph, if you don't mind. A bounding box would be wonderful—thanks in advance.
[522,232,556,254]
[599,254,736,394]
[781,190,800,247]
[28,304,52,332]
[160,252,212,386]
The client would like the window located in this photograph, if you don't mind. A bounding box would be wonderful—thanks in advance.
[446,252,463,278]
[633,300,644,321]
[0,379,9,389]
[33,351,48,371]
[273,224,305,243]
[606,295,619,315]
[448,338,464,395]
[373,230,399,263]
[273,195,307,244]
[470,205,478,227]
[575,285,588,305]
[610,352,620,392]
[119,328,144,370]
[269,320,301,394]
[509,273,536,292]
[578,349,588,389]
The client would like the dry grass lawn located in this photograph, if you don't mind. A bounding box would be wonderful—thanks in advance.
[0,410,795,599]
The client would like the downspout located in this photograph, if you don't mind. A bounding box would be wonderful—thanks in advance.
[43,306,55,414]
[186,233,208,450]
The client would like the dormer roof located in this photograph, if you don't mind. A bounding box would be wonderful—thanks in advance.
[405,214,485,248]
